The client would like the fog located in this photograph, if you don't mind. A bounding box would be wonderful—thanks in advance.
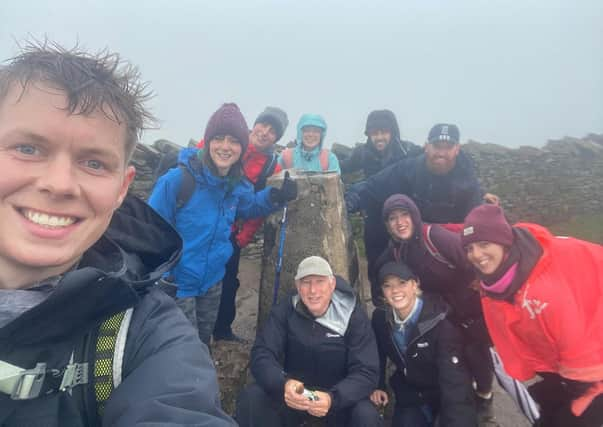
[2,0,602,147]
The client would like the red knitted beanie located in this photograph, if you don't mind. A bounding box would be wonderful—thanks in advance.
[461,204,514,248]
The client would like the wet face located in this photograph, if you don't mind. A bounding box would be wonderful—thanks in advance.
[0,83,134,288]
[424,140,460,175]
[465,241,507,275]
[386,208,414,241]
[296,274,336,317]
[301,126,322,150]
[368,129,392,152]
[381,275,418,319]
[208,135,242,176]
[250,122,277,152]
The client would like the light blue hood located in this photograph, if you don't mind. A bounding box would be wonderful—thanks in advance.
[296,114,328,150]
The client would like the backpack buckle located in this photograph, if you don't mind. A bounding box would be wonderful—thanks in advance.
[5,362,47,400]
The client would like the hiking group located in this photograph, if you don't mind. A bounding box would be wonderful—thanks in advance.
[0,42,601,427]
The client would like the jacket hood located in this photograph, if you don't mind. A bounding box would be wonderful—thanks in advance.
[296,114,328,152]
[0,196,182,345]
[382,194,424,243]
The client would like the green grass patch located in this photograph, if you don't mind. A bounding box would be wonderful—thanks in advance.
[549,213,603,244]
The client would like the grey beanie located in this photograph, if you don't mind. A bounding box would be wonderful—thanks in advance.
[255,107,289,142]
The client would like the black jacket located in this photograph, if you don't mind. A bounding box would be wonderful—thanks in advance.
[341,138,422,264]
[371,295,477,427]
[349,150,483,224]
[0,196,235,427]
[340,138,422,178]
[250,277,379,412]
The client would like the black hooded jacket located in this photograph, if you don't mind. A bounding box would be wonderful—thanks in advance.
[250,277,379,412]
[0,196,235,427]
[340,137,422,178]
[371,294,477,427]
[340,133,422,263]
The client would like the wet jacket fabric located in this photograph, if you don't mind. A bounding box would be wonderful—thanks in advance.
[350,150,482,223]
[278,114,341,173]
[250,277,379,411]
[235,143,282,248]
[372,294,477,427]
[373,195,483,324]
[481,223,603,412]
[0,196,235,427]
[148,147,278,297]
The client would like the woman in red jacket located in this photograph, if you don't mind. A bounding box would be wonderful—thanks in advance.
[461,204,603,427]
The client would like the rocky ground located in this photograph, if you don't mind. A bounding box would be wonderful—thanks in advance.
[211,254,532,427]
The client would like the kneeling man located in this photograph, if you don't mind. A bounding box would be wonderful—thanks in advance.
[236,256,381,427]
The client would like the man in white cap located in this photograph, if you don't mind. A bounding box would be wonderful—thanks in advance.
[236,256,381,426]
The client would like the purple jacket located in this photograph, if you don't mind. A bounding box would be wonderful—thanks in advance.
[374,195,482,322]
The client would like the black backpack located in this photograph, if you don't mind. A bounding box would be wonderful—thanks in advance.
[151,150,196,209]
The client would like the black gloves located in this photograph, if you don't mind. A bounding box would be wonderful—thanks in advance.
[270,172,298,204]
[345,191,361,213]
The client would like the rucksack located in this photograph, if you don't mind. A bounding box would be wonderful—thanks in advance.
[151,150,196,209]
[281,147,330,171]
[421,223,457,269]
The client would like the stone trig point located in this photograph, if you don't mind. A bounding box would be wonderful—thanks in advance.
[257,170,361,327]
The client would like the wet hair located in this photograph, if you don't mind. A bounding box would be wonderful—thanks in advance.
[0,39,156,161]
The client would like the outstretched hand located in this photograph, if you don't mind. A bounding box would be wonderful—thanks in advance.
[271,171,298,204]
[345,191,361,213]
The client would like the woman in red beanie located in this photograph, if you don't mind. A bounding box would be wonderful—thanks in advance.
[461,204,603,427]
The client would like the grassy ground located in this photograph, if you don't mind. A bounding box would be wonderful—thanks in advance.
[548,213,603,244]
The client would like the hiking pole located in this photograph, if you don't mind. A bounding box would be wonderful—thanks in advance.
[272,173,291,305]
[272,203,288,305]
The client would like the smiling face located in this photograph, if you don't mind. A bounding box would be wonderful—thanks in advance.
[465,241,507,275]
[381,275,418,319]
[424,140,460,175]
[249,122,277,152]
[0,83,135,288]
[296,274,336,317]
[208,135,242,176]
[386,208,414,241]
[301,126,322,150]
[369,129,392,152]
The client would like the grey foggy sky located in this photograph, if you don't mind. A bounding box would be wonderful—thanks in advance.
[2,0,602,148]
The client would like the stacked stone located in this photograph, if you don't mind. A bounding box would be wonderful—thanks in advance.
[257,170,360,328]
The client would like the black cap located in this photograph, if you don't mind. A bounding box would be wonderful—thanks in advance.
[378,261,417,285]
[427,123,460,144]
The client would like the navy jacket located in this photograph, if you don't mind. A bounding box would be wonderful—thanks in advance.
[372,295,477,427]
[348,150,483,224]
[0,196,235,427]
[341,138,422,264]
[250,277,379,411]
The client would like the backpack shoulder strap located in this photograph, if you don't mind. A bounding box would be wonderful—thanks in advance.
[255,152,277,191]
[176,165,196,209]
[319,149,329,171]
[91,308,134,421]
[281,148,293,169]
[422,224,455,269]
